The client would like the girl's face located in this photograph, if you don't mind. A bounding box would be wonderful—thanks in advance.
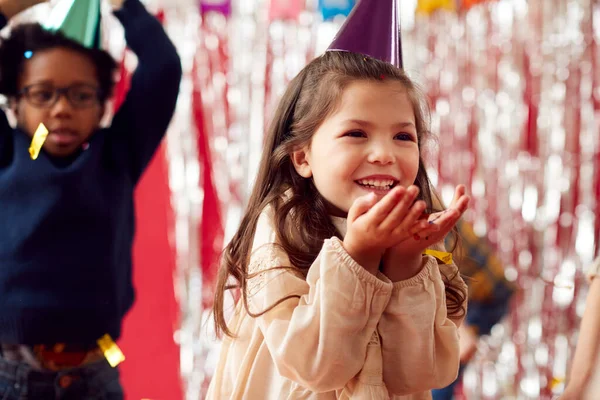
[15,47,105,158]
[292,80,420,216]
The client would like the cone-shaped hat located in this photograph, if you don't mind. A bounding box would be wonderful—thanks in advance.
[327,0,402,68]
[42,0,101,49]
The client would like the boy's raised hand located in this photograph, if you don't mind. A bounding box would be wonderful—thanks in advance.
[343,185,439,275]
[0,0,48,19]
[109,0,125,10]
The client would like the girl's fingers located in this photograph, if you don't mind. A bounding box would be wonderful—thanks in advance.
[424,200,469,241]
[455,194,470,213]
[379,185,420,230]
[429,195,470,226]
[416,196,470,243]
[448,185,467,208]
[429,208,460,228]
[390,199,427,237]
[392,188,470,247]
[348,192,379,223]
[366,185,407,226]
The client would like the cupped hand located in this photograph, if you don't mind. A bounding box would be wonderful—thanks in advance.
[380,185,470,280]
[343,185,428,274]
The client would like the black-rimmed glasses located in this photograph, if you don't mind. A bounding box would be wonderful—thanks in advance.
[19,83,101,109]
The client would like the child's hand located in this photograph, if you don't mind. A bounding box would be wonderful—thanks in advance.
[381,185,470,281]
[343,185,427,275]
[0,0,47,19]
[109,0,125,10]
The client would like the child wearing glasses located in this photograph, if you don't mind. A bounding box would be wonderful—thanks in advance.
[0,0,181,398]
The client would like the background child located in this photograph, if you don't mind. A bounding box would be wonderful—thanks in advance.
[561,257,600,400]
[432,220,515,400]
[209,47,470,399]
[0,0,181,398]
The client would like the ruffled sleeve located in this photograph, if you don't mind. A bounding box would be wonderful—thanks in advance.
[244,209,394,393]
[378,253,466,395]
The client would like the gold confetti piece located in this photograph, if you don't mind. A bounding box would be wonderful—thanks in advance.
[424,249,453,264]
[28,123,48,160]
[550,376,565,389]
[416,0,456,15]
[53,343,65,353]
[97,334,125,368]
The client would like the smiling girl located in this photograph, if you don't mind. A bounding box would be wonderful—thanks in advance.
[208,50,470,399]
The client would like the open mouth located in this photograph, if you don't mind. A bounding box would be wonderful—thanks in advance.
[355,179,399,191]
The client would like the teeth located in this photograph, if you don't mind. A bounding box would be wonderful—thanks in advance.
[357,179,396,188]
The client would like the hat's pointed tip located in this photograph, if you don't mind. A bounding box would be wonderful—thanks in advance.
[326,0,403,69]
[42,0,102,49]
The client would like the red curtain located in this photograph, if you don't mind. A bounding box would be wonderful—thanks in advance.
[114,49,183,399]
[192,57,224,308]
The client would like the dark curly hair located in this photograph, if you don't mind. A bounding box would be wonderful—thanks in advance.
[0,23,118,102]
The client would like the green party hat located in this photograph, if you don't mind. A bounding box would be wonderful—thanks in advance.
[42,0,101,49]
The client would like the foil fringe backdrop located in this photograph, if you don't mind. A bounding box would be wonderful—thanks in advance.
[7,1,600,399]
[197,1,597,398]
[400,2,599,398]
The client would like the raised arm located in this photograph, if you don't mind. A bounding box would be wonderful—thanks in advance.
[110,0,182,182]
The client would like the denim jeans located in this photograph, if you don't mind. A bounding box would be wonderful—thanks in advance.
[431,381,457,400]
[431,364,466,400]
[0,356,123,400]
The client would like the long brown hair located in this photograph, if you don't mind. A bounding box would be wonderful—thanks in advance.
[213,51,466,337]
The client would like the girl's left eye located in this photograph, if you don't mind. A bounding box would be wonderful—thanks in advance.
[395,133,415,141]
[345,130,367,138]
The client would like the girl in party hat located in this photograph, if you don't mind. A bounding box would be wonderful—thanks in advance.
[209,1,468,398]
[0,0,181,398]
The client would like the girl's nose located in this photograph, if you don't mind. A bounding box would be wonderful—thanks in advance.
[367,142,395,165]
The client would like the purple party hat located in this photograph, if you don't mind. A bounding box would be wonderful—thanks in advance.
[327,0,403,69]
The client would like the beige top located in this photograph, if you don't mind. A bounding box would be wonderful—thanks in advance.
[207,207,467,399]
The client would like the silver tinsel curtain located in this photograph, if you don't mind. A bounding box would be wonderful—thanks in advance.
[404,2,599,399]
[177,0,599,398]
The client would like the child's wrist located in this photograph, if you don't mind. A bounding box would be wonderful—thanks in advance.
[381,251,423,282]
[342,240,382,275]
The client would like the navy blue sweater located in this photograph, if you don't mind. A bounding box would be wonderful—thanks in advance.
[0,0,182,345]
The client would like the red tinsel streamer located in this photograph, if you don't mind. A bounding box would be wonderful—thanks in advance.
[192,55,224,308]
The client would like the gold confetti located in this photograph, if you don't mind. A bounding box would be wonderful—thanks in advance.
[97,334,125,368]
[424,249,453,264]
[53,343,65,353]
[550,376,565,389]
[28,123,48,160]
[416,0,456,15]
